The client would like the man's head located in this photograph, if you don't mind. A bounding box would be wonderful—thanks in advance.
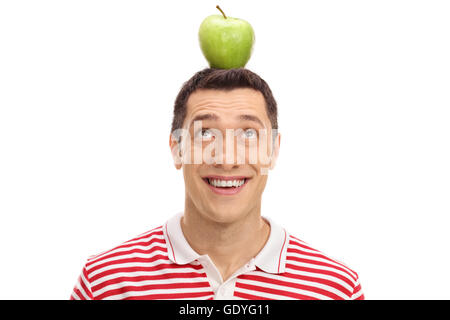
[169,68,280,224]
[170,68,278,134]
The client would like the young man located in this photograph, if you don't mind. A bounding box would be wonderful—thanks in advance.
[71,68,364,300]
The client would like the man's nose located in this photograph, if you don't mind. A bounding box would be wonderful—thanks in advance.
[211,132,245,168]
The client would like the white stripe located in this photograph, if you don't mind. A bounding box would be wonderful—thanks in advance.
[76,284,89,300]
[123,227,164,244]
[91,266,205,288]
[286,260,356,285]
[94,275,210,297]
[121,232,165,247]
[288,239,322,253]
[87,234,165,264]
[78,272,92,300]
[352,288,363,300]
[248,271,350,299]
[157,294,214,300]
[351,278,363,300]
[287,250,357,280]
[288,240,358,279]
[103,287,212,300]
[87,247,168,271]
[235,286,297,300]
[89,257,172,279]
[283,268,353,293]
[237,278,333,300]
[288,242,337,259]
[71,291,81,300]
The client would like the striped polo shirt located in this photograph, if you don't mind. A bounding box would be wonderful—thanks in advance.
[71,212,364,300]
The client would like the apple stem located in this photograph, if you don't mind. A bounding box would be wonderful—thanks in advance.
[216,5,227,19]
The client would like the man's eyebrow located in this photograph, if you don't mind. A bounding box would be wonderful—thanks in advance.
[189,113,219,128]
[188,113,265,128]
[238,114,265,127]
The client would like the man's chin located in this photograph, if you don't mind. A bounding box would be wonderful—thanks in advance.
[201,206,249,225]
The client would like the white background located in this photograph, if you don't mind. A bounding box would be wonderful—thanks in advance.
[0,0,449,299]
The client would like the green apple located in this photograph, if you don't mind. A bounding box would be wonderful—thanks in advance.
[198,6,255,69]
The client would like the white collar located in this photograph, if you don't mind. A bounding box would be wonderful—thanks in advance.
[163,212,288,274]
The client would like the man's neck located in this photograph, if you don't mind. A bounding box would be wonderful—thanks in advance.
[181,201,270,282]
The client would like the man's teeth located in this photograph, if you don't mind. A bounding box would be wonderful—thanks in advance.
[207,178,245,188]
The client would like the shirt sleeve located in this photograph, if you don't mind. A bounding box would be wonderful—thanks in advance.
[70,264,94,300]
[351,276,365,300]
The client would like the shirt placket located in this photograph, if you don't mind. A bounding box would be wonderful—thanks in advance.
[195,255,256,300]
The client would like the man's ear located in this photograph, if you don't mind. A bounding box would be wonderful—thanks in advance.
[269,132,281,170]
[169,133,183,170]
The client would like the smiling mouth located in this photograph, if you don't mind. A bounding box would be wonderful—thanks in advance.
[202,176,250,195]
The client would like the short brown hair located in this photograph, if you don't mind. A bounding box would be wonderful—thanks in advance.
[170,68,278,135]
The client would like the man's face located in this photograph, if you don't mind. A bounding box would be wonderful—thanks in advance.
[170,88,280,224]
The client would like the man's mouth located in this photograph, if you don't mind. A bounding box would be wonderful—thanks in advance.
[202,176,250,195]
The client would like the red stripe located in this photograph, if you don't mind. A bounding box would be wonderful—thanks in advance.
[285,263,354,288]
[92,271,208,292]
[123,228,164,244]
[72,288,85,300]
[79,277,92,299]
[96,281,212,300]
[235,282,318,300]
[352,283,364,300]
[286,255,357,282]
[88,253,169,274]
[289,237,321,252]
[71,267,93,300]
[289,237,358,278]
[88,230,164,262]
[89,262,203,283]
[238,274,344,300]
[87,245,168,270]
[87,239,166,267]
[280,272,351,297]
[287,247,335,260]
[278,230,287,273]
[87,242,167,268]
[123,291,214,300]
[234,291,273,300]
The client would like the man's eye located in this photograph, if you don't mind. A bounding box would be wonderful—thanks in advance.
[197,129,214,140]
[242,128,257,139]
